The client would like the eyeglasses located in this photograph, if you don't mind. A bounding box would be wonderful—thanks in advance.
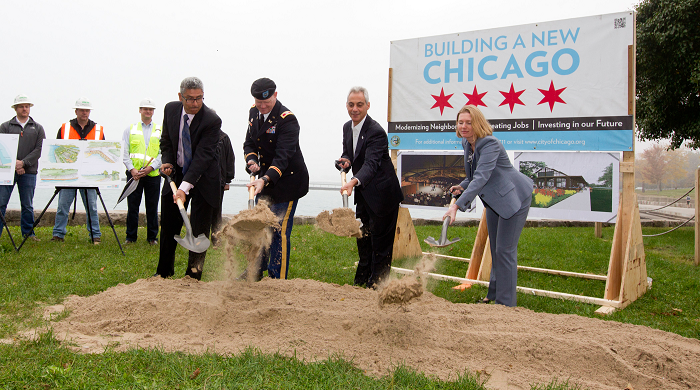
[183,97,203,103]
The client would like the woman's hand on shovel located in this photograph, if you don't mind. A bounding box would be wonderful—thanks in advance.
[443,203,458,226]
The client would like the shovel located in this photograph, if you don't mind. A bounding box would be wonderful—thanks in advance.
[424,194,461,248]
[163,173,210,253]
[335,161,362,238]
[248,174,256,209]
[115,157,154,208]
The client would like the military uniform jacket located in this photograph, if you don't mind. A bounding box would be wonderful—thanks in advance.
[243,100,309,203]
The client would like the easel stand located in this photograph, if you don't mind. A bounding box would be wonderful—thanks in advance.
[0,211,18,251]
[16,186,124,255]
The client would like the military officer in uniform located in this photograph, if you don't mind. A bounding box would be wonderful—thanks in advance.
[243,78,309,281]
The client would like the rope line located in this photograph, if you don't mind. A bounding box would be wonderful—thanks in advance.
[644,187,695,211]
[642,215,695,237]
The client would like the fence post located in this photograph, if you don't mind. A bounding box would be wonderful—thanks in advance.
[595,222,602,238]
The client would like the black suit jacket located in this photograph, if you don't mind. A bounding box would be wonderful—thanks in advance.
[160,101,221,208]
[341,115,403,216]
[243,100,309,203]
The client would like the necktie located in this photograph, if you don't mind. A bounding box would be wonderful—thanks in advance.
[259,113,265,130]
[182,114,192,174]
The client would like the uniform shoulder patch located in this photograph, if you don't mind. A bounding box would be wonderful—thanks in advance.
[280,111,294,119]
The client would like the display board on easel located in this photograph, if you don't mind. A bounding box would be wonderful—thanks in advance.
[387,11,646,313]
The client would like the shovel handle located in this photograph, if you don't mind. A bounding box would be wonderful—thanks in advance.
[248,175,256,200]
[169,181,186,210]
[340,171,348,195]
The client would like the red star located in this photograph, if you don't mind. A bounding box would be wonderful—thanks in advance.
[430,87,454,115]
[463,86,488,107]
[499,83,526,113]
[537,81,567,112]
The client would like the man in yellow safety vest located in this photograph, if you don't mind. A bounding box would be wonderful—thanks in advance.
[121,98,162,245]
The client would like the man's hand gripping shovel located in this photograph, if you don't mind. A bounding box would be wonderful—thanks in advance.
[161,172,210,253]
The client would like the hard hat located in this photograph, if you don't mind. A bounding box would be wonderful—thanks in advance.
[73,98,93,110]
[12,94,34,108]
[139,98,156,109]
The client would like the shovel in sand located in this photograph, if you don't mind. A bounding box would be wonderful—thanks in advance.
[162,173,210,253]
[424,194,461,248]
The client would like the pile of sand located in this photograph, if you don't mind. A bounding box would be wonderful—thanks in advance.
[46,270,700,390]
[316,207,362,237]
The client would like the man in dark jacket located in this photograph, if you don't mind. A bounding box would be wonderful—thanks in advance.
[212,129,234,241]
[244,78,309,280]
[0,94,45,240]
[337,86,404,288]
[155,77,221,280]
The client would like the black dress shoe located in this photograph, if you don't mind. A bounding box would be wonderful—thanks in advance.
[476,298,492,304]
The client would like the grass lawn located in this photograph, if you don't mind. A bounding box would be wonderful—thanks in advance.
[0,222,697,389]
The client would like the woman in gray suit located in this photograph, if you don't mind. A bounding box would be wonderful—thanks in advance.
[443,105,533,307]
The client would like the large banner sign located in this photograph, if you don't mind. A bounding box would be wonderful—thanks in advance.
[389,12,634,152]
[37,139,124,189]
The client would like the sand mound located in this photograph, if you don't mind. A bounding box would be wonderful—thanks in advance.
[47,275,700,390]
[316,207,362,237]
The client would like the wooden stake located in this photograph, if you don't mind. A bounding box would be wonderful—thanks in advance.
[392,207,423,261]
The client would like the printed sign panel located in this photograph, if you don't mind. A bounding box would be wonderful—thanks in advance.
[389,12,634,151]
[397,150,481,214]
[514,151,619,222]
[37,139,124,189]
[0,134,19,185]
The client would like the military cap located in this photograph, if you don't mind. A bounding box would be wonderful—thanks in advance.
[251,78,276,100]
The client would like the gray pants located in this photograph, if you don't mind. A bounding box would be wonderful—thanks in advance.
[484,197,530,307]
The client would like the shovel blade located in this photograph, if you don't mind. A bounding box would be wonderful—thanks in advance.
[174,233,210,253]
[248,199,255,210]
[424,236,440,246]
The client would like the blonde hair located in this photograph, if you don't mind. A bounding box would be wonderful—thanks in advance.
[455,105,493,139]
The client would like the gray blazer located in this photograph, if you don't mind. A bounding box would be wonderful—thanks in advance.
[455,135,533,219]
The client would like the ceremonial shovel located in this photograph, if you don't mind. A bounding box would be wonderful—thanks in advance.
[115,158,154,208]
[335,161,362,238]
[424,194,461,248]
[162,173,210,253]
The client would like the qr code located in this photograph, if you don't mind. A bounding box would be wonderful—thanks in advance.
[614,17,626,29]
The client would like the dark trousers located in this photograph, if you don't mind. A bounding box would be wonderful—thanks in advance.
[125,172,161,242]
[156,182,214,281]
[253,200,297,279]
[484,196,531,307]
[354,200,400,288]
[211,187,225,235]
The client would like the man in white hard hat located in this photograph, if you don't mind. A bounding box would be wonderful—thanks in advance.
[51,98,105,244]
[121,98,162,246]
[0,94,46,241]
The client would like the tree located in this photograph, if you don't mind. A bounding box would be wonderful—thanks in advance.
[518,161,546,180]
[638,143,669,191]
[636,0,700,148]
[597,164,613,187]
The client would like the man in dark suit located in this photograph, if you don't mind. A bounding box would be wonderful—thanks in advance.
[244,78,309,280]
[155,77,221,280]
[337,86,404,288]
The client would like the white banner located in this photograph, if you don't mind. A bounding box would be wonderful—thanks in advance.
[37,139,124,189]
[389,12,635,152]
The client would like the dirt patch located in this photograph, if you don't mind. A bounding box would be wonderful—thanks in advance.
[316,207,362,237]
[379,254,436,307]
[43,267,700,390]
